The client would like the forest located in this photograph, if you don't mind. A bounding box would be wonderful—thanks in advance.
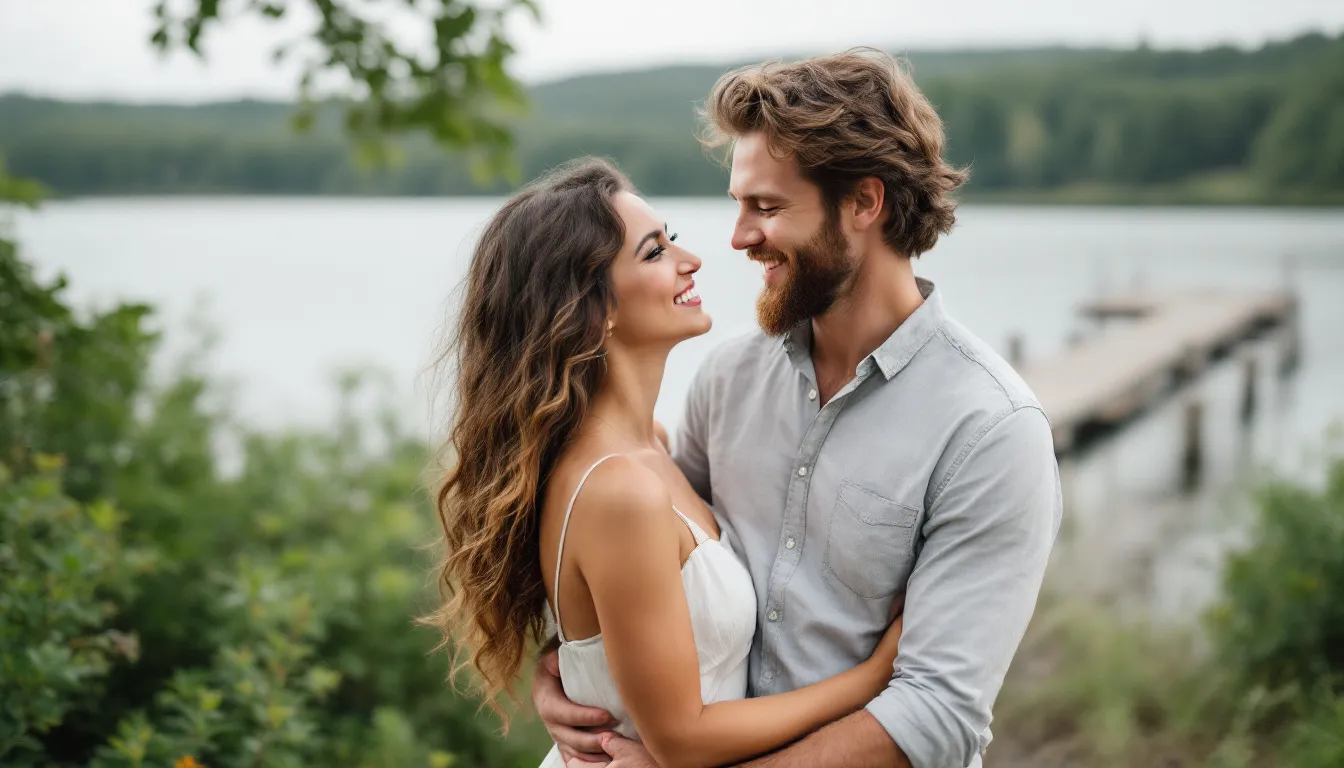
[2,32,1341,203]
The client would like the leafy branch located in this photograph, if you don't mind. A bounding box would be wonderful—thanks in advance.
[150,0,541,177]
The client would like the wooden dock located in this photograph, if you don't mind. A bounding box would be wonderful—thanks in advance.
[1017,289,1299,453]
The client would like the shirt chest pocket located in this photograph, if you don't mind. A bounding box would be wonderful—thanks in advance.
[823,481,920,599]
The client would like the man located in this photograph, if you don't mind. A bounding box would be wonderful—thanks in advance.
[533,48,1061,768]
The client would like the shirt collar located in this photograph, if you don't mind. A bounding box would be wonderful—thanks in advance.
[782,277,944,381]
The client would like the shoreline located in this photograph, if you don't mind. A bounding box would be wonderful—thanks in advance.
[17,190,1344,208]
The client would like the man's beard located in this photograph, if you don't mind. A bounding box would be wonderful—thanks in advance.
[752,214,856,336]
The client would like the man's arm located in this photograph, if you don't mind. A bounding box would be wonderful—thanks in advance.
[737,711,910,767]
[533,644,618,763]
[599,710,907,768]
[741,407,1061,768]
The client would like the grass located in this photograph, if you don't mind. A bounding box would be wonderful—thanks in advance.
[991,588,1242,767]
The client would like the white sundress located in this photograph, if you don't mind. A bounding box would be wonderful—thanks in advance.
[537,454,758,767]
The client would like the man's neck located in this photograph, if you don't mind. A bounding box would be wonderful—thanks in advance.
[810,252,924,399]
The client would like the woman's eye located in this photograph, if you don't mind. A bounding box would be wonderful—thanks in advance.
[645,233,677,261]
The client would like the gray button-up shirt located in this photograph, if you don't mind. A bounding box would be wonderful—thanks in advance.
[672,279,1061,768]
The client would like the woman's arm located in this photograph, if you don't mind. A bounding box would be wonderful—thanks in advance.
[572,458,899,768]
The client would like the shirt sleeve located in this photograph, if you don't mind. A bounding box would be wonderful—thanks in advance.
[671,346,716,503]
[865,406,1062,768]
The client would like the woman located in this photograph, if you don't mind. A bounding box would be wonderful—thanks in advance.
[425,158,901,768]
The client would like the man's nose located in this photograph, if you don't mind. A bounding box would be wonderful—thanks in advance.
[731,217,763,252]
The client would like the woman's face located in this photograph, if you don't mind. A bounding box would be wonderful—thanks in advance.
[606,191,711,347]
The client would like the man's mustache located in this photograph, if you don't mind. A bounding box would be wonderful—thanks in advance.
[748,248,789,263]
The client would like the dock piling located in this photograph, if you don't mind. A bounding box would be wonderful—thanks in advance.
[1007,333,1024,368]
[1240,354,1259,423]
[1182,398,1204,491]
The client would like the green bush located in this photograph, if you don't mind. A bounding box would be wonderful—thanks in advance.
[1207,434,1344,699]
[992,437,1344,766]
[1279,693,1344,768]
[1,179,545,766]
[0,457,153,760]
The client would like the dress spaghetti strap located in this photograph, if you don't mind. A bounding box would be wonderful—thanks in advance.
[551,454,619,643]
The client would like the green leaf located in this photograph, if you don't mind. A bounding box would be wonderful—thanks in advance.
[88,499,120,532]
[140,0,531,178]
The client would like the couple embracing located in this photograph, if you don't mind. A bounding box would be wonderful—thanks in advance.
[426,48,1061,768]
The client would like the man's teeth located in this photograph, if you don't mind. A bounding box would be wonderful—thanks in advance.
[673,288,700,305]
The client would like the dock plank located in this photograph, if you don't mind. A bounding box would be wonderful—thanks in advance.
[1018,291,1295,451]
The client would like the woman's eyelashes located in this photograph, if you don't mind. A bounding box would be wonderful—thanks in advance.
[644,232,678,261]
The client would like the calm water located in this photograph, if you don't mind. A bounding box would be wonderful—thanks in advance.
[16,198,1344,614]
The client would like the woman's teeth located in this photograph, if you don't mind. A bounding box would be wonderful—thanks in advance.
[673,287,699,305]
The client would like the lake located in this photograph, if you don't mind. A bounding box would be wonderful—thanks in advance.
[15,198,1344,614]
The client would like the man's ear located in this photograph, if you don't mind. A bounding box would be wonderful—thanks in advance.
[849,176,886,232]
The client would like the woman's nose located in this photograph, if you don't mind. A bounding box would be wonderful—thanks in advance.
[679,249,702,273]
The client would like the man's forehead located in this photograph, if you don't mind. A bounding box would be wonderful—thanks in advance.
[729,139,798,199]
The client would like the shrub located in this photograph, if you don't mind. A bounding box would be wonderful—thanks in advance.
[1207,434,1344,699]
[993,436,1344,767]
[0,457,153,763]
[1278,692,1344,768]
[1,180,544,766]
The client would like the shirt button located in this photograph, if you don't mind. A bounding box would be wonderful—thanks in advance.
[797,466,808,477]
[807,389,817,400]
[767,610,779,621]
[785,537,796,550]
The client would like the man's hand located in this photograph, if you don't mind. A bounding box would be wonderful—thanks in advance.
[598,733,658,768]
[533,646,618,764]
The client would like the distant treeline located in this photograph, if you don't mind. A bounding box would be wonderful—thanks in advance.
[2,32,1343,202]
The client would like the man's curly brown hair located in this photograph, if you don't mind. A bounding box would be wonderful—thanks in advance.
[702,47,968,257]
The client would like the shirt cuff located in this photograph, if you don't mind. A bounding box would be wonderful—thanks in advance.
[864,683,987,768]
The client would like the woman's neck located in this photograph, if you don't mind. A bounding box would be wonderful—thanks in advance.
[585,342,669,449]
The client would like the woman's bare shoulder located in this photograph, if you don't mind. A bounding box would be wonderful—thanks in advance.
[545,449,678,543]
[572,454,672,523]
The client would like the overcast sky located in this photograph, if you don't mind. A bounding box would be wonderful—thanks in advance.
[2,0,1342,101]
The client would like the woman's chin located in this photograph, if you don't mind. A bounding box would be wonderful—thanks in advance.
[675,314,713,343]
[692,313,714,337]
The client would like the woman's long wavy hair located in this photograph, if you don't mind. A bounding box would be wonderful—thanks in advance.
[422,158,632,724]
